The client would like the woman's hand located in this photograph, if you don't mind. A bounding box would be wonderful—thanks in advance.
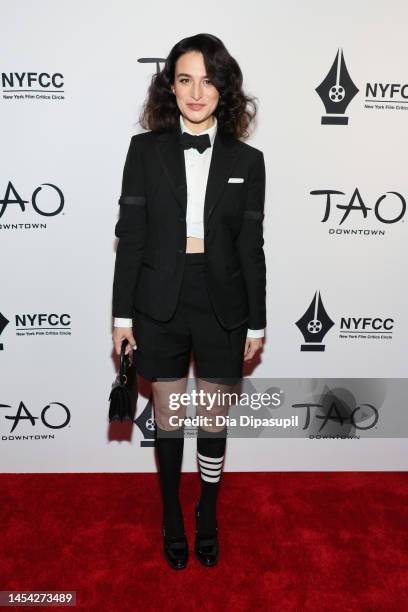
[112,326,137,356]
[243,337,263,361]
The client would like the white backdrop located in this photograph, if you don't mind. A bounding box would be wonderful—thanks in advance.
[1,0,407,472]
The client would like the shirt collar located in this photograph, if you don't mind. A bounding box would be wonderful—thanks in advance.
[179,114,217,146]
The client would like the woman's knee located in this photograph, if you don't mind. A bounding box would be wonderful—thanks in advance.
[152,377,188,430]
[195,378,235,432]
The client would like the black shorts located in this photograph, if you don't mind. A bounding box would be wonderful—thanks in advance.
[132,252,247,384]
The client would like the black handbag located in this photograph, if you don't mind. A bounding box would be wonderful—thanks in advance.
[108,339,138,422]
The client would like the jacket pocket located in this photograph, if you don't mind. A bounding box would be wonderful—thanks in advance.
[229,267,242,279]
[225,254,241,276]
[141,248,157,270]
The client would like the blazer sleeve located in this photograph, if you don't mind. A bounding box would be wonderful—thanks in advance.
[235,149,266,330]
[112,135,147,318]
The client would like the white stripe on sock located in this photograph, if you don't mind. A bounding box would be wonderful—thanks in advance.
[201,473,221,483]
[198,459,224,469]
[200,466,222,477]
[197,452,224,464]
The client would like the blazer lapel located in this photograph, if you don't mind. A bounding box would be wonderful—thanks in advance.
[155,120,241,224]
[203,129,240,224]
[155,121,187,214]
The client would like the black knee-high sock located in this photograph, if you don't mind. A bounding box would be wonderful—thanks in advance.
[196,425,227,535]
[155,423,185,538]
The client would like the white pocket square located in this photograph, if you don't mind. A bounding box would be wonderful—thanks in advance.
[228,177,244,183]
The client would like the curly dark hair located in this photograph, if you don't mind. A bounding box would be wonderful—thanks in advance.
[139,33,258,140]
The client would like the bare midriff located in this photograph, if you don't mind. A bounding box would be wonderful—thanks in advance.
[186,236,205,252]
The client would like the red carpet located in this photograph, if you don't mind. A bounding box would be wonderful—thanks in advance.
[1,472,407,611]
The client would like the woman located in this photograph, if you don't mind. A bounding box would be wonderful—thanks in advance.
[112,33,266,569]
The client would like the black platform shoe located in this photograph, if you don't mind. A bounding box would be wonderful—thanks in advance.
[162,525,189,570]
[194,501,219,567]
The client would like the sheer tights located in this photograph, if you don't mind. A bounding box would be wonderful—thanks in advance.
[153,377,235,538]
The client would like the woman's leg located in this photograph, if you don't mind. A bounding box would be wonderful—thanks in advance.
[195,378,234,535]
[153,377,188,539]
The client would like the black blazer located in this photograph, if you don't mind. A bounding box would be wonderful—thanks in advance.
[112,120,266,331]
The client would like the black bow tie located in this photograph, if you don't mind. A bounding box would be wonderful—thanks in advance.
[180,131,211,154]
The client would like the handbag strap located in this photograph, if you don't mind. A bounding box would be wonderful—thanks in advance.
[119,339,132,382]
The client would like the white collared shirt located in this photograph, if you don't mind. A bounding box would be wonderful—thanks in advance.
[114,115,264,338]
[180,113,216,240]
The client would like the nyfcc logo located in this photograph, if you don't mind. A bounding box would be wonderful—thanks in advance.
[2,72,65,101]
[296,291,394,351]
